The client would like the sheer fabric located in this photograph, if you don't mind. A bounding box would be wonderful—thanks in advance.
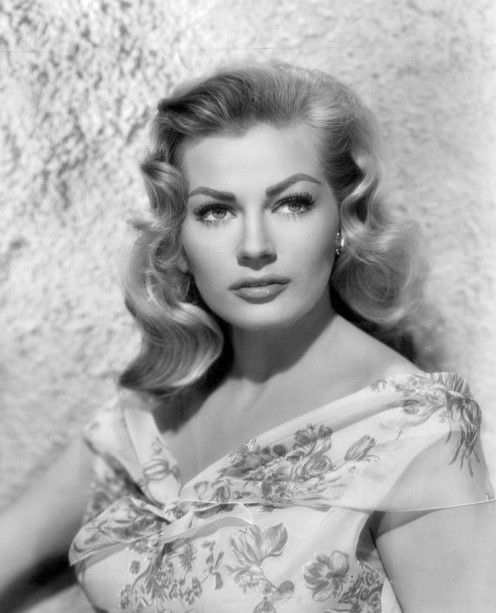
[69,372,494,612]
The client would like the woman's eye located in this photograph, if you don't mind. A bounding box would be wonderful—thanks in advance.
[194,204,233,225]
[284,201,306,214]
[205,206,228,221]
[193,193,315,225]
[276,193,316,216]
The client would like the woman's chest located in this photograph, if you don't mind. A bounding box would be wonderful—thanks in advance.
[78,504,390,613]
[158,409,261,485]
[153,362,407,486]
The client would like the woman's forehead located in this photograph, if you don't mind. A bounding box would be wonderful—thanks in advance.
[181,122,324,190]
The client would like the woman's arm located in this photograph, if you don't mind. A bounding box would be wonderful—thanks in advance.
[374,500,496,612]
[0,435,93,597]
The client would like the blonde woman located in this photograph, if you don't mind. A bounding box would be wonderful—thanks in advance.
[1,62,495,612]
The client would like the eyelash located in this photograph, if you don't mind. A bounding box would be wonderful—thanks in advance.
[193,192,317,226]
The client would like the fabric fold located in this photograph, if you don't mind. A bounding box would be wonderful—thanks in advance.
[70,371,495,613]
[69,495,256,565]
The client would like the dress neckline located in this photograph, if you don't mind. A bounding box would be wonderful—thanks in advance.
[123,370,460,491]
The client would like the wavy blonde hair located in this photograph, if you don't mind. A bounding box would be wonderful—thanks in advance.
[119,62,423,400]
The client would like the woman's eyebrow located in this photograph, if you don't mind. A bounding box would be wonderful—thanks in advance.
[188,187,236,201]
[187,173,322,200]
[265,173,322,197]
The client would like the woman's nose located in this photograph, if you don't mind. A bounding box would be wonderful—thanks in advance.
[236,214,276,266]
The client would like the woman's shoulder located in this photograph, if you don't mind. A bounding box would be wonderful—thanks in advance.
[336,316,424,386]
[373,357,424,380]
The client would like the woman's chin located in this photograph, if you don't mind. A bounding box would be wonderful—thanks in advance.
[222,309,312,333]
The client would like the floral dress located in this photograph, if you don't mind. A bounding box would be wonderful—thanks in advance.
[69,372,494,613]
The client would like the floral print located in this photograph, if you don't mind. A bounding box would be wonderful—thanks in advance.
[118,540,205,610]
[200,422,373,510]
[226,523,294,612]
[141,436,181,487]
[374,371,482,474]
[344,435,377,462]
[69,372,494,612]
[82,457,141,524]
[304,551,383,612]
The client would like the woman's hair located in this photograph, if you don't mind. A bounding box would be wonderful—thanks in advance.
[118,61,424,400]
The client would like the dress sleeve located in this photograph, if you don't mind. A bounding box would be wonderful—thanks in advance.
[334,372,495,513]
[79,396,144,524]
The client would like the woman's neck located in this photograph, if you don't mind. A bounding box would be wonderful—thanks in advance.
[229,290,338,384]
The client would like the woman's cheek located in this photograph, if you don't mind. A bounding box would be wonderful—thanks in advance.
[182,230,226,277]
[189,257,229,308]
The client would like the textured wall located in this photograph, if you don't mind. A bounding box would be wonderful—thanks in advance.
[1,0,495,610]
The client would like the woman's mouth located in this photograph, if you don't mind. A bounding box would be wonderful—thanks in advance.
[230,277,290,302]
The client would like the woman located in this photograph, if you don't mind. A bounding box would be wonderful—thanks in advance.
[1,62,495,612]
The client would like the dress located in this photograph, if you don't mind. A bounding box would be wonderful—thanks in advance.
[69,371,494,613]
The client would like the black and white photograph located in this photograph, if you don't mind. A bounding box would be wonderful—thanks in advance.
[1,1,495,611]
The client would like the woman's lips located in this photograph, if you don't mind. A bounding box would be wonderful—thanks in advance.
[229,275,291,290]
[231,282,289,302]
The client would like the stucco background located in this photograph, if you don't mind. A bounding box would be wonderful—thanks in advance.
[1,0,495,610]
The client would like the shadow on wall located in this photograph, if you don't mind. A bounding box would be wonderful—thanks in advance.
[2,555,76,613]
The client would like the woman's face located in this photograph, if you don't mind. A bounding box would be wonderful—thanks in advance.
[180,122,340,331]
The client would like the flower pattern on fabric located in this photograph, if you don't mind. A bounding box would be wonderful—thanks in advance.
[82,456,142,524]
[304,550,383,612]
[373,371,482,475]
[200,423,379,508]
[119,539,204,610]
[69,372,494,613]
[344,436,378,463]
[226,523,294,612]
[142,437,181,486]
[115,534,226,610]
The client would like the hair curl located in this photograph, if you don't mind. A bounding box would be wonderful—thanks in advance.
[119,61,424,400]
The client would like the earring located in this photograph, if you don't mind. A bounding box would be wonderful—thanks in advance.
[335,230,345,257]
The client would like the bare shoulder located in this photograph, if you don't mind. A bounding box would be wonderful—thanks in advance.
[378,357,424,378]
[336,316,425,383]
